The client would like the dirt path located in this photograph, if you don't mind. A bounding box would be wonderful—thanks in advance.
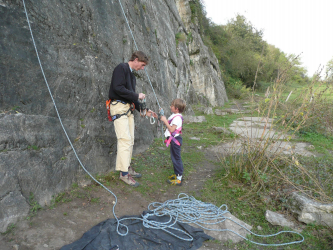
[0,147,226,250]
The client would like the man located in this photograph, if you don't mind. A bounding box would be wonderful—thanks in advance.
[109,51,156,187]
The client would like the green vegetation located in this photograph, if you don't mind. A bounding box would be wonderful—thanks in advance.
[27,145,39,151]
[1,223,16,235]
[24,86,331,248]
[189,0,311,98]
[200,175,332,249]
[27,193,42,220]
[11,106,20,111]
[90,197,100,203]
[186,32,193,45]
[134,4,139,12]
[49,183,97,208]
[190,81,332,248]
[325,57,333,79]
[175,32,186,47]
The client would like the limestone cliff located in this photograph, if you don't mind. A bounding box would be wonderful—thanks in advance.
[0,0,227,232]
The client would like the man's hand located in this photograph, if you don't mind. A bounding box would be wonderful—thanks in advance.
[138,93,146,100]
[147,110,157,118]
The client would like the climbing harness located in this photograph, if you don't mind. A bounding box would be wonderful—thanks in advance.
[21,0,304,247]
[164,115,183,147]
[106,99,135,122]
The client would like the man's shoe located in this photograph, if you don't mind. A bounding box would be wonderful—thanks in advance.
[167,179,182,186]
[119,173,140,187]
[128,166,142,178]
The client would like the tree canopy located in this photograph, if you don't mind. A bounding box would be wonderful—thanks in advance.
[189,0,310,89]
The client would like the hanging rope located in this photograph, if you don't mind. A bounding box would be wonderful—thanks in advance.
[21,0,128,236]
[21,0,303,246]
[116,0,162,110]
[116,0,165,139]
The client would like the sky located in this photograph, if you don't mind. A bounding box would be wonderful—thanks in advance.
[203,0,333,77]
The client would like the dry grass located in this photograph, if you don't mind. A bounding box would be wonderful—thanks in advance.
[217,58,333,203]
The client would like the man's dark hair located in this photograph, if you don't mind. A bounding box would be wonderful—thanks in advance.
[129,51,149,64]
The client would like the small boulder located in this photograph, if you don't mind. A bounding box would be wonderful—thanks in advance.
[212,126,230,135]
[204,107,213,115]
[190,137,200,140]
[214,110,228,116]
[265,210,295,228]
[197,212,252,243]
[183,116,206,123]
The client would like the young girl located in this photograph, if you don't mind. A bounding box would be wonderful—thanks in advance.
[160,98,186,185]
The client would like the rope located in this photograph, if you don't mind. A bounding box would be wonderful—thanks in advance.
[119,193,304,246]
[21,0,128,236]
[21,0,303,247]
[116,0,165,140]
[116,0,162,110]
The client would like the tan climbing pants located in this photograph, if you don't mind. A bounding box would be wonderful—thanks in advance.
[110,101,134,172]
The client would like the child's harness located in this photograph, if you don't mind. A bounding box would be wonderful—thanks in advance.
[164,115,183,147]
[106,99,135,122]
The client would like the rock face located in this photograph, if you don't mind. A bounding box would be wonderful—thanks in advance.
[176,0,228,107]
[0,0,227,232]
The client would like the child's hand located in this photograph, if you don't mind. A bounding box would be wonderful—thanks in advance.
[160,115,167,123]
[147,110,157,118]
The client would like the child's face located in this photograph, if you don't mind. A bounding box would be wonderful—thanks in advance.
[170,105,179,113]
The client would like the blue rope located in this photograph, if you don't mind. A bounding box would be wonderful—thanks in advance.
[119,193,304,246]
[116,0,162,110]
[116,0,165,141]
[22,0,303,247]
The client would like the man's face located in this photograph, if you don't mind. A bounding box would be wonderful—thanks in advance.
[133,58,146,71]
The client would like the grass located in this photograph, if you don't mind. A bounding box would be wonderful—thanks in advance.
[99,139,197,197]
[200,172,333,249]
[297,132,333,154]
[49,183,94,208]
[26,193,43,220]
[1,224,16,235]
[175,32,186,47]
[27,145,39,150]
[18,88,332,248]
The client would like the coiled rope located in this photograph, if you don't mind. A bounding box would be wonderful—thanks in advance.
[21,0,303,246]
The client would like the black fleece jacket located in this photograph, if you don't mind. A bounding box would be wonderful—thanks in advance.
[109,63,140,111]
